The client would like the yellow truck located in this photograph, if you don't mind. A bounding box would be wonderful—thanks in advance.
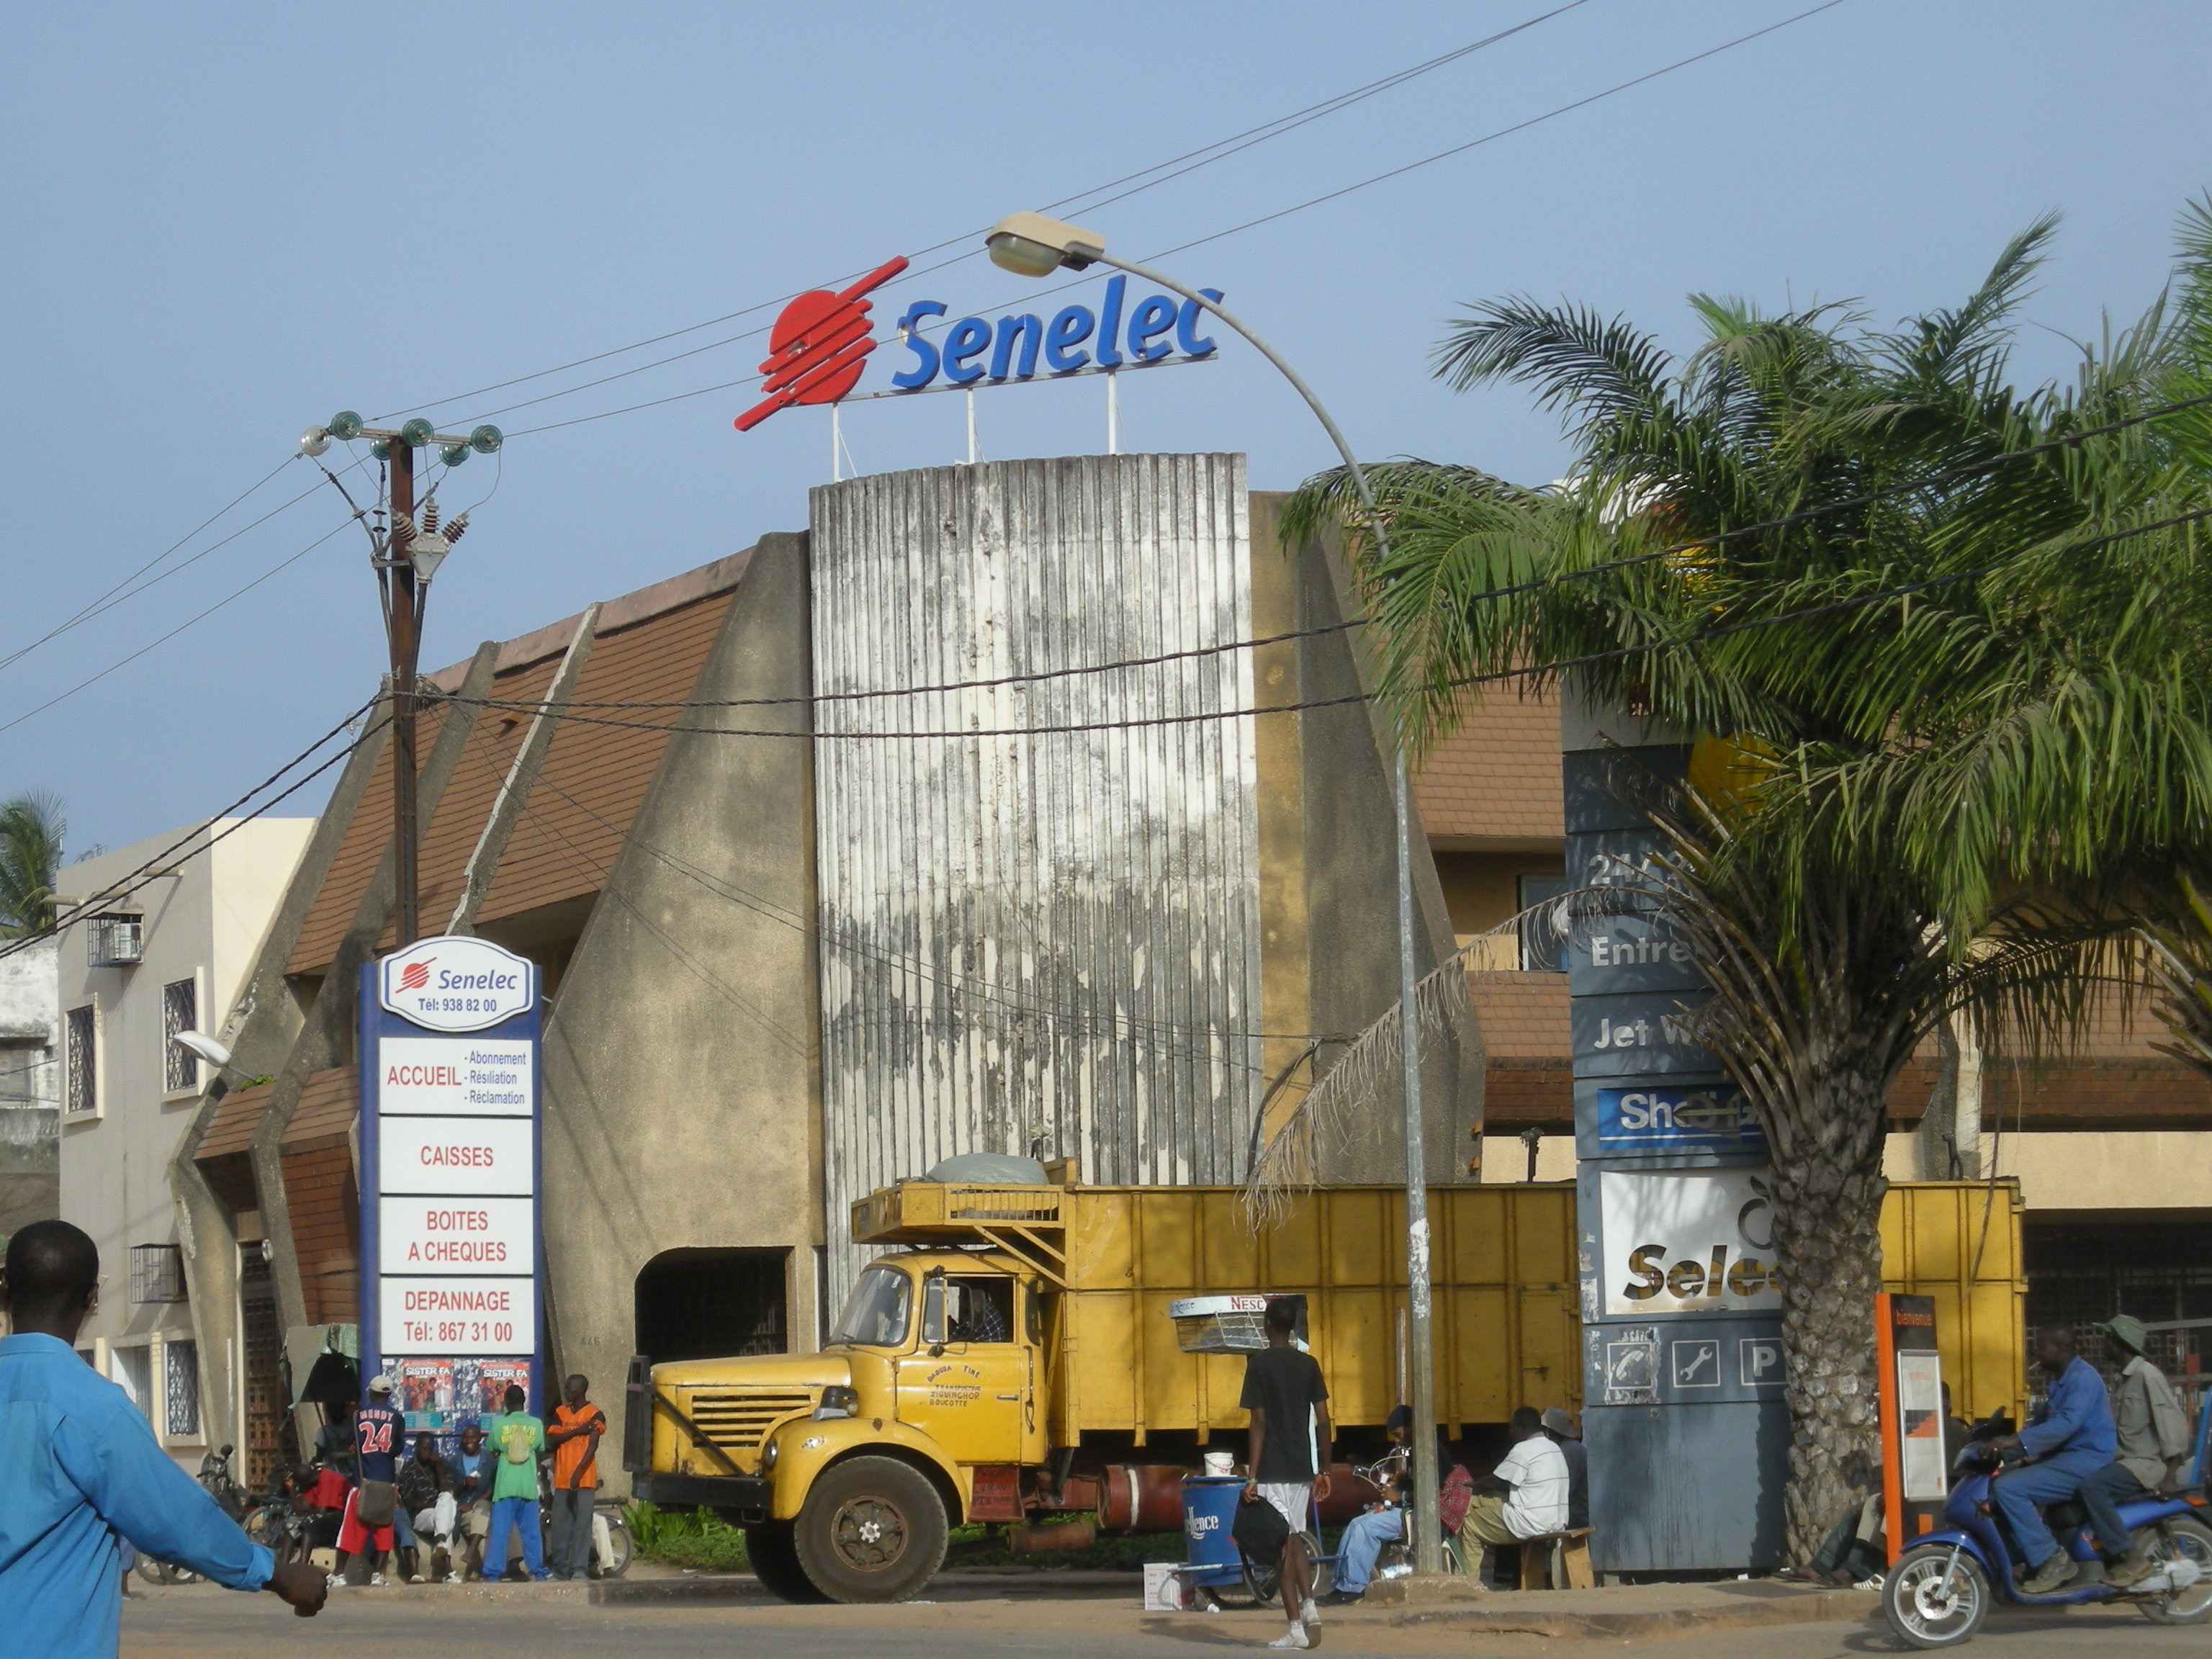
[625,1172,2023,1603]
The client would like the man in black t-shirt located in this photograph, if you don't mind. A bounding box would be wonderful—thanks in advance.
[1240,1299,1332,1650]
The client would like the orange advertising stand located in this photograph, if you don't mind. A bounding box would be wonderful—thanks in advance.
[1875,1292,1950,1563]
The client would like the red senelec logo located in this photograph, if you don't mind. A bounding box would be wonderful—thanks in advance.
[734,256,909,432]
[399,960,433,992]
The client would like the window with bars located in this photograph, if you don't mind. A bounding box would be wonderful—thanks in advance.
[163,977,199,1092]
[130,1242,187,1304]
[65,1005,95,1116]
[164,1339,201,1439]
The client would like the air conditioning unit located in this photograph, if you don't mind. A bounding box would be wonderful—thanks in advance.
[87,914,143,968]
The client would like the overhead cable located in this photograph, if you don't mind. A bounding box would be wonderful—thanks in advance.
[0,514,359,739]
[381,1,1593,423]
[428,502,2212,742]
[502,0,1848,438]
[0,698,383,963]
[445,385,2212,716]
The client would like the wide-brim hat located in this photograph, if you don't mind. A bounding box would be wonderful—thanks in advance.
[2104,1314,2150,1356]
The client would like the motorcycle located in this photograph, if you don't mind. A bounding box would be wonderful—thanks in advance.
[1884,1437,2212,1647]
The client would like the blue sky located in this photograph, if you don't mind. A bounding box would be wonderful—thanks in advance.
[4,0,2207,853]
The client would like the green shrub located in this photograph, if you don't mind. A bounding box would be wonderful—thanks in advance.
[624,1502,751,1572]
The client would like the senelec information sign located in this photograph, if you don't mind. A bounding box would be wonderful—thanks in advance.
[360,935,542,1434]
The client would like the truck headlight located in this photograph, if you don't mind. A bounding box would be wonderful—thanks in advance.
[814,1385,860,1420]
[757,1436,779,1473]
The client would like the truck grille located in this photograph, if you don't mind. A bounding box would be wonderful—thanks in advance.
[685,1390,817,1455]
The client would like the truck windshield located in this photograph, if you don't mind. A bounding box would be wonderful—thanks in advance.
[828,1266,912,1347]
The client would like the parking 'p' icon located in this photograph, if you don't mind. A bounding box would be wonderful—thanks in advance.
[1740,1336,1786,1387]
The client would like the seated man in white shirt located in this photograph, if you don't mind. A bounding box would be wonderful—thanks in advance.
[1463,1406,1572,1575]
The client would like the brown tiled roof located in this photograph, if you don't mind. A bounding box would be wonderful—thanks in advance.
[285,1137,358,1326]
[286,565,742,976]
[1415,689,1563,843]
[475,590,734,925]
[286,697,459,974]
[197,1081,271,1161]
[283,1066,358,1147]
[1466,970,1569,1057]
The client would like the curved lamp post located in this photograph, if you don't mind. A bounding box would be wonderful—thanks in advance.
[987,212,1444,1575]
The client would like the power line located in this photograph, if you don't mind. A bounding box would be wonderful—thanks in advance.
[500,747,1338,1066]
[0,457,308,678]
[382,3,1593,424]
[443,385,2212,718]
[0,513,359,739]
[431,502,2212,742]
[501,1,1846,439]
[0,699,382,963]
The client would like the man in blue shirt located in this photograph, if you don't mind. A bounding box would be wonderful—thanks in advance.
[1992,1326,2118,1594]
[1,1220,326,1656]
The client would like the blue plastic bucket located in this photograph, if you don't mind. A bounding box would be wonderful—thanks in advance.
[1181,1474,1249,1588]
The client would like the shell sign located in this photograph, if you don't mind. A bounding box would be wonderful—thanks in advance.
[378,935,535,1033]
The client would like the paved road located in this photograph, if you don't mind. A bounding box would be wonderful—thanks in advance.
[120,1584,2210,1658]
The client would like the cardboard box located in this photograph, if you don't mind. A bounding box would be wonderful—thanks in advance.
[1143,1561,1195,1611]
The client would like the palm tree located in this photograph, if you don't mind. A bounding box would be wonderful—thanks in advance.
[0,791,67,938]
[1285,210,2212,1557]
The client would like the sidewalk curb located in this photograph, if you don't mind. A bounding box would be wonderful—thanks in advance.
[1389,1588,1880,1640]
[590,1577,771,1604]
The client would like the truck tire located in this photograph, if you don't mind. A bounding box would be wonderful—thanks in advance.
[792,1455,948,1603]
[742,1521,827,1603]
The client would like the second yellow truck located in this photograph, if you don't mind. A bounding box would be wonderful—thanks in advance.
[626,1171,2023,1602]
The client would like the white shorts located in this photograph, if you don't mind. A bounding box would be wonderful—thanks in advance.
[1259,1481,1313,1533]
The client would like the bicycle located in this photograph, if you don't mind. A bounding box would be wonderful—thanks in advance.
[134,1445,249,1586]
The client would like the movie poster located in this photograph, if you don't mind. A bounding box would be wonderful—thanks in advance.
[379,1355,535,1447]
[397,1358,454,1430]
[477,1357,534,1418]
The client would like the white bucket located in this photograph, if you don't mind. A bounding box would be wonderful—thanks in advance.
[1203,1450,1236,1477]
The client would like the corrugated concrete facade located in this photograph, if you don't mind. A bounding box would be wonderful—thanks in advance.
[810,457,1264,1285]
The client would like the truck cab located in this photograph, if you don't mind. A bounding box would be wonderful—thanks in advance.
[630,1246,1046,1601]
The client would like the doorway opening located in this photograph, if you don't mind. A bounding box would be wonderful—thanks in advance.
[634,1249,790,1364]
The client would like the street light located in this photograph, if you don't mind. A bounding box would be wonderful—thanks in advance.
[986,212,1446,1575]
[171,1030,234,1072]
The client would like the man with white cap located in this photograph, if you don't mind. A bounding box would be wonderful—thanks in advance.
[331,1374,412,1586]
[2080,1314,2190,1588]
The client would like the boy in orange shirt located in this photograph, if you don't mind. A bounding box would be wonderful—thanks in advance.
[544,1375,607,1581]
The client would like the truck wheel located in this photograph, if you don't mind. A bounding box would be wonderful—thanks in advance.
[792,1456,948,1603]
[742,1521,827,1603]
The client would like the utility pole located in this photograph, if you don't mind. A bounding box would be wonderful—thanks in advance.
[301,413,503,948]
[387,439,422,945]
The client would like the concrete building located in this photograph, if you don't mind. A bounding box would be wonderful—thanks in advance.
[54,819,314,1472]
[184,454,1481,1485]
[0,935,60,1236]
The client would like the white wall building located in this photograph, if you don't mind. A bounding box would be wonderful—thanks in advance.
[55,818,313,1470]
[0,935,60,1235]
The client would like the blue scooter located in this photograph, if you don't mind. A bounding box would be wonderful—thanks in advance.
[1884,1419,2212,1648]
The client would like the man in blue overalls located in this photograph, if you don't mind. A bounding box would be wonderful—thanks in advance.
[1992,1326,2117,1595]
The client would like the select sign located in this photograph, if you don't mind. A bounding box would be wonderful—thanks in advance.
[1599,1166,1783,1317]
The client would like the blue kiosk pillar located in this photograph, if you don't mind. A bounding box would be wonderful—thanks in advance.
[1563,693,1790,1571]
